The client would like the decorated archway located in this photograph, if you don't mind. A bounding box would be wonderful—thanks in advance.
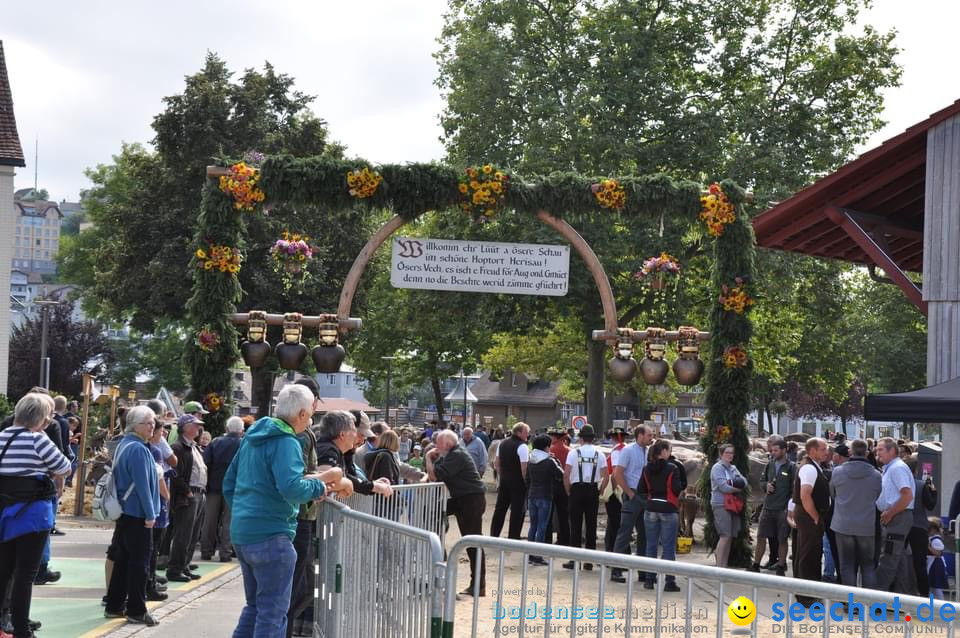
[191,155,757,562]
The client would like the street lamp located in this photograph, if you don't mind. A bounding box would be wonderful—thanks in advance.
[35,294,60,389]
[381,356,396,427]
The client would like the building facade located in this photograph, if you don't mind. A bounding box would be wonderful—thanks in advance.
[12,198,62,275]
[0,41,25,395]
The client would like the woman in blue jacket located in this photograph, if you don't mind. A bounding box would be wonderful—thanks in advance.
[223,384,351,637]
[104,405,163,627]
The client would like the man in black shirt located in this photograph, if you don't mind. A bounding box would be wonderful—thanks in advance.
[490,422,530,539]
[315,410,393,498]
[427,430,486,597]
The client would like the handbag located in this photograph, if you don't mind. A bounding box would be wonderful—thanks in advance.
[723,492,744,513]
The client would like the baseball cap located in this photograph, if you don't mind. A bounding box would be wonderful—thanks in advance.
[183,400,209,415]
[178,414,204,431]
[356,420,374,439]
[834,444,851,458]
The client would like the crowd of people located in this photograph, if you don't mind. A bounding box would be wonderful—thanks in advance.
[1,382,956,637]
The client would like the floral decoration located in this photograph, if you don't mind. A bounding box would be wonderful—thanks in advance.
[195,244,242,274]
[699,182,736,236]
[270,231,315,290]
[714,425,733,443]
[346,167,383,199]
[204,392,224,413]
[195,328,220,353]
[718,278,755,314]
[722,345,749,369]
[459,164,509,221]
[635,252,681,279]
[218,162,266,211]
[591,178,626,210]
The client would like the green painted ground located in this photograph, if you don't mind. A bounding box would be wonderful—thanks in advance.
[30,559,234,638]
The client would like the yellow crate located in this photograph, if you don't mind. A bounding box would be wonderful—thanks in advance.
[676,536,693,554]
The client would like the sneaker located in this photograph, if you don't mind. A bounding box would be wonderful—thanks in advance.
[664,582,681,593]
[165,571,191,583]
[28,620,41,630]
[33,569,61,585]
[527,556,547,566]
[747,563,761,573]
[50,527,66,536]
[126,613,159,626]
[610,572,626,583]
[185,570,202,580]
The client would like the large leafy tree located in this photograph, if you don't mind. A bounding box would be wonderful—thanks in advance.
[435,0,900,427]
[60,53,350,332]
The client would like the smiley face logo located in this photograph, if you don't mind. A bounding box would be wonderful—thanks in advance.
[728,596,756,626]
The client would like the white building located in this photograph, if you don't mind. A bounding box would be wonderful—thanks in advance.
[0,41,25,395]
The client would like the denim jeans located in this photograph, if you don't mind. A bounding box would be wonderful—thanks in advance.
[644,511,678,584]
[822,534,837,581]
[834,532,876,589]
[233,534,298,638]
[527,498,552,544]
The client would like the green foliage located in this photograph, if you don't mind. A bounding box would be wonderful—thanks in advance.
[0,395,12,420]
[102,322,191,394]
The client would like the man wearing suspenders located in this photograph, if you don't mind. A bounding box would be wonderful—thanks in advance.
[562,425,608,570]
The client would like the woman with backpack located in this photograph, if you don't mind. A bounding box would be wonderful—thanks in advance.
[0,393,73,638]
[638,439,686,591]
[710,443,747,568]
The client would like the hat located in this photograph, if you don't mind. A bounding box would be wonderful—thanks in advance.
[178,414,204,431]
[609,426,628,437]
[413,445,422,452]
[356,420,374,440]
[183,400,209,415]
[579,424,595,438]
[834,444,851,458]
[547,426,567,436]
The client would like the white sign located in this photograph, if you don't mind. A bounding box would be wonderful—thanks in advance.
[390,237,570,296]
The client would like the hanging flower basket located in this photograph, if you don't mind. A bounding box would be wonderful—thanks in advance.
[346,167,383,199]
[270,231,314,290]
[634,252,681,289]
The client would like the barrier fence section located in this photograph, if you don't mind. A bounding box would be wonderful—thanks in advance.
[442,536,958,638]
[314,497,446,638]
[341,481,448,539]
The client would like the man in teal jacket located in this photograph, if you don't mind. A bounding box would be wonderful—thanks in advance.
[223,384,351,637]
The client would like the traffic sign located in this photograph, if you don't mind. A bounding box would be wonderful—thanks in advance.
[571,415,587,430]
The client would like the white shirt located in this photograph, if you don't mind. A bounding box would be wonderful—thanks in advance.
[495,441,529,463]
[798,461,822,488]
[566,444,606,484]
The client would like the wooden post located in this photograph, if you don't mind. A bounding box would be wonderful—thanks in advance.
[72,374,93,516]
[108,385,120,437]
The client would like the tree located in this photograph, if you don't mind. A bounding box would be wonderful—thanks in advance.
[62,54,350,332]
[8,302,110,400]
[101,322,191,395]
[435,0,901,428]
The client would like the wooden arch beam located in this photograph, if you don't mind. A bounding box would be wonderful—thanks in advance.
[336,211,620,340]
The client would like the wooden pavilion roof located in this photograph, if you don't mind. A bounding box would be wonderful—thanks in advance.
[752,98,960,276]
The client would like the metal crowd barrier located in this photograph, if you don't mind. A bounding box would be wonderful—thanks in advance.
[442,536,958,638]
[314,498,446,638]
[341,481,448,539]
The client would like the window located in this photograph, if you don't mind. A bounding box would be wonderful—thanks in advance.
[328,375,336,385]
[234,372,244,380]
[35,239,40,246]
[511,372,518,387]
[345,375,352,386]
[14,237,19,246]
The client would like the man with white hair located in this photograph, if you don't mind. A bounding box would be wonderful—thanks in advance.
[201,416,244,563]
[224,385,351,636]
[461,427,488,477]
[426,430,486,597]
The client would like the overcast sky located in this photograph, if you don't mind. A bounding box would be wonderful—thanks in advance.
[3,0,958,202]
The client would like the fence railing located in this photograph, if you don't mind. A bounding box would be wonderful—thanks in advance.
[314,497,446,638]
[340,481,448,539]
[441,536,958,638]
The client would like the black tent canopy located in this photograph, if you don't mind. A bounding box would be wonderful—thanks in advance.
[863,377,960,423]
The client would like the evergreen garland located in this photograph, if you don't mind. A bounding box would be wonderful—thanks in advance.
[184,181,243,435]
[696,179,757,566]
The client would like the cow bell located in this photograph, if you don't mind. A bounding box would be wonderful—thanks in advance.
[240,310,271,368]
[312,343,346,373]
[608,330,638,382]
[275,312,308,370]
[640,327,668,385]
[673,325,704,386]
